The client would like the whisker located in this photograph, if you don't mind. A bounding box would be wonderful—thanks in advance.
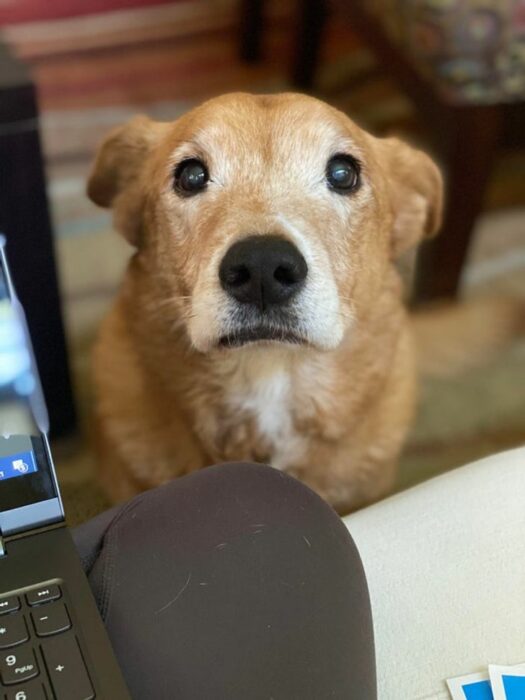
[154,295,192,309]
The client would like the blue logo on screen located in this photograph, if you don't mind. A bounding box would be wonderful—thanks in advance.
[462,680,494,700]
[0,451,37,481]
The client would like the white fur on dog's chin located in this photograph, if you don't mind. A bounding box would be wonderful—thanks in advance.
[187,290,347,353]
[187,214,349,353]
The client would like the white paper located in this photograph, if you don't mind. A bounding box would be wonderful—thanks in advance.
[447,671,493,699]
[489,663,525,700]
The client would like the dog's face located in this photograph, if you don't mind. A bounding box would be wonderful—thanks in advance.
[88,93,442,353]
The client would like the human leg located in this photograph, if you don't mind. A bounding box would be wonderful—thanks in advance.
[74,462,376,699]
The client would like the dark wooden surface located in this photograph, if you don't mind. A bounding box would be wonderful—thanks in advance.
[291,0,328,89]
[413,105,503,301]
[239,0,264,62]
[0,42,77,437]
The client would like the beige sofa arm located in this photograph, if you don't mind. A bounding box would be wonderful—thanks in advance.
[344,447,525,700]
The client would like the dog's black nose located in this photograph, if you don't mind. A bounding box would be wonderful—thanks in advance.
[219,235,308,310]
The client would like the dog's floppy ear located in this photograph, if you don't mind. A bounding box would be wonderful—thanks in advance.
[376,136,443,257]
[87,115,168,245]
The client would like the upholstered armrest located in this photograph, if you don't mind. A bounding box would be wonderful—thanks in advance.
[344,447,525,699]
[359,0,525,103]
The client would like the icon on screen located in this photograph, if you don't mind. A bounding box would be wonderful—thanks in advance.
[0,451,37,480]
[12,459,29,474]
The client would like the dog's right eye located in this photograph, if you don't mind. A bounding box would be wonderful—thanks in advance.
[174,159,209,196]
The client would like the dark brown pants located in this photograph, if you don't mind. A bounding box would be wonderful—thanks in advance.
[74,463,376,699]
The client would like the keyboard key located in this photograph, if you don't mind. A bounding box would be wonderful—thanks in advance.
[32,603,71,638]
[26,585,61,607]
[0,597,21,616]
[0,614,29,649]
[41,634,94,700]
[5,680,47,699]
[0,646,39,685]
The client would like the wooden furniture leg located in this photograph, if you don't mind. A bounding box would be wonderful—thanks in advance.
[239,0,265,62]
[291,0,328,89]
[413,105,502,304]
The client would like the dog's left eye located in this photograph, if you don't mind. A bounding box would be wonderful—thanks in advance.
[174,158,209,195]
[326,155,361,194]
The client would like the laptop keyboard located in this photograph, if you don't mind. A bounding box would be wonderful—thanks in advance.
[0,582,94,699]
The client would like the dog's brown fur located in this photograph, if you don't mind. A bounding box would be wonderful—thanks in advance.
[88,93,444,513]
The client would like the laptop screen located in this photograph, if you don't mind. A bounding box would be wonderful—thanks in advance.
[0,240,62,533]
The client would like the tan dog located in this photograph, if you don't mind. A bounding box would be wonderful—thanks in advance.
[88,92,443,513]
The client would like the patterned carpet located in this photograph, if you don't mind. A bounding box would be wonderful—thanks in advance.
[2,0,524,523]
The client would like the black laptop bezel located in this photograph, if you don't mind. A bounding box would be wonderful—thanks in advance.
[0,236,64,535]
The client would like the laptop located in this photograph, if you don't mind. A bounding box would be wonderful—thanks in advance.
[0,237,130,699]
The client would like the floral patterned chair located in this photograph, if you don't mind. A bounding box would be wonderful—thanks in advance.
[240,0,525,302]
[367,0,525,105]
